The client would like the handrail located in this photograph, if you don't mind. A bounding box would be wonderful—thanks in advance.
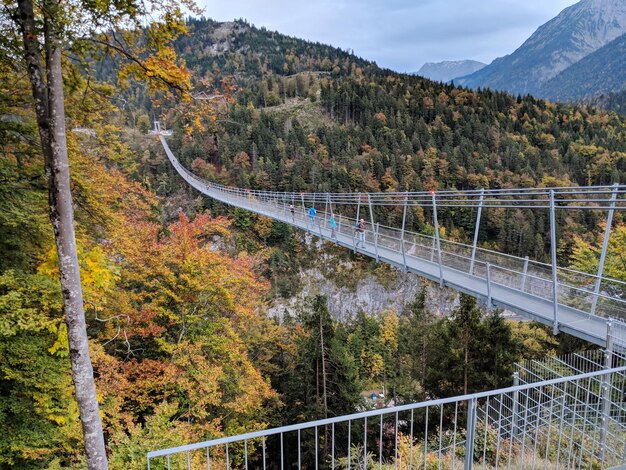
[159,133,626,336]
[147,365,626,458]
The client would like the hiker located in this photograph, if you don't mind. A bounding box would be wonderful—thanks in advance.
[329,214,337,238]
[355,218,366,247]
[289,204,295,221]
[309,206,316,226]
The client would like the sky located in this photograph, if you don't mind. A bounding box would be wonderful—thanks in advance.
[198,0,579,72]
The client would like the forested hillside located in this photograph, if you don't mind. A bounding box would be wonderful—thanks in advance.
[2,15,625,468]
[139,19,626,267]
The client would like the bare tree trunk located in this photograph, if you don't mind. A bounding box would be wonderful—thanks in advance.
[463,335,469,395]
[319,313,328,417]
[17,0,108,467]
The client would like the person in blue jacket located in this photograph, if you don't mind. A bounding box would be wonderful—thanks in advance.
[329,214,337,238]
[309,206,316,226]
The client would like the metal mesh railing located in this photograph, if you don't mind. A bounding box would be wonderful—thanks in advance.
[147,366,626,469]
[159,131,626,344]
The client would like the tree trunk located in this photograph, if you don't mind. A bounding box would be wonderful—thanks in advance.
[319,312,328,417]
[17,0,108,467]
[463,334,469,395]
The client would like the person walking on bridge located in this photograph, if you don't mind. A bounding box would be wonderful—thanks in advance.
[309,206,317,227]
[355,218,366,248]
[329,214,337,238]
[289,204,295,221]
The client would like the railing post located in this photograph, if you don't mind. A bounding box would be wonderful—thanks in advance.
[486,263,492,309]
[400,194,408,271]
[469,188,484,275]
[432,193,444,287]
[599,321,614,463]
[368,194,379,261]
[375,223,380,261]
[549,190,559,335]
[325,194,330,228]
[591,183,618,316]
[464,397,477,470]
[353,193,362,251]
[512,371,520,438]
[430,237,435,262]
[520,256,529,292]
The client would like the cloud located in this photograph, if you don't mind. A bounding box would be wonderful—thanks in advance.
[199,0,579,71]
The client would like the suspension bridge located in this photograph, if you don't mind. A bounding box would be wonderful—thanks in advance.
[148,125,626,469]
[156,126,626,348]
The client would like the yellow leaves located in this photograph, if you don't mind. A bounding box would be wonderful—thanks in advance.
[360,350,384,378]
[570,222,626,282]
[119,44,191,97]
[379,309,398,352]
[48,323,68,357]
[47,415,66,426]
[38,244,119,309]
[254,216,273,241]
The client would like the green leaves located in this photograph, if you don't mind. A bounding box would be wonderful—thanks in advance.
[0,270,62,337]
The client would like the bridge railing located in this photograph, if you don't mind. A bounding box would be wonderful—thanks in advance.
[159,133,626,335]
[146,366,626,469]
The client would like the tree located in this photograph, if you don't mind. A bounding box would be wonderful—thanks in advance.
[423,295,520,398]
[4,0,194,466]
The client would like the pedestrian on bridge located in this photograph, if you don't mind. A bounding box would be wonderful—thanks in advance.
[309,206,316,227]
[355,218,366,248]
[289,204,295,221]
[329,214,337,238]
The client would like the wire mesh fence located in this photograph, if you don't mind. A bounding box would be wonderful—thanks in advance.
[147,365,626,469]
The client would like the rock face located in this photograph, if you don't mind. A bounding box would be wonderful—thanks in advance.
[268,265,460,322]
[415,60,486,83]
[457,0,626,96]
[537,33,626,101]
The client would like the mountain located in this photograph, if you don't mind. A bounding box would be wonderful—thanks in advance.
[457,0,626,96]
[538,33,626,102]
[414,60,486,83]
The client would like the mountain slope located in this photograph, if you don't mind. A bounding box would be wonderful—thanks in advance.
[415,60,486,83]
[457,0,626,96]
[538,33,626,101]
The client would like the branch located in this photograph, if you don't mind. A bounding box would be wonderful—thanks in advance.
[81,34,189,96]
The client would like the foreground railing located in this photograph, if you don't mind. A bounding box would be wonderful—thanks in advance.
[147,366,626,469]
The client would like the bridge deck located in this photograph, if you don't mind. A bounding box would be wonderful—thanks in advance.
[160,135,624,347]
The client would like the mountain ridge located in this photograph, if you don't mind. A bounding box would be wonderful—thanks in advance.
[456,0,626,96]
[414,60,486,83]
[537,32,626,102]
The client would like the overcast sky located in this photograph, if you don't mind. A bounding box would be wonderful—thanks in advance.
[198,0,579,72]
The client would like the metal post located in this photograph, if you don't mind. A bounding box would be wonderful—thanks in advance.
[486,263,492,309]
[432,193,444,287]
[549,190,559,335]
[301,193,306,220]
[512,371,520,438]
[599,321,614,462]
[353,193,362,251]
[325,194,330,228]
[464,397,477,470]
[469,188,484,275]
[375,223,380,261]
[591,183,618,316]
[368,194,379,260]
[520,256,529,291]
[400,194,408,271]
[363,417,367,470]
